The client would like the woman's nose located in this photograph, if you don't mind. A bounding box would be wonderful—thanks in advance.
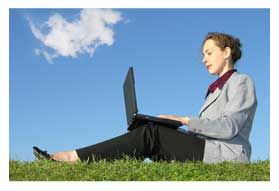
[202,56,207,64]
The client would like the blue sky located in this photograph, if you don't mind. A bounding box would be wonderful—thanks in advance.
[10,8,270,161]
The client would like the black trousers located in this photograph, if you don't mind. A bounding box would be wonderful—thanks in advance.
[76,124,205,163]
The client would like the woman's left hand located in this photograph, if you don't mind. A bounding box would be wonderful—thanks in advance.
[158,115,190,126]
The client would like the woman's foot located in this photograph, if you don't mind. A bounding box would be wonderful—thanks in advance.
[33,146,80,163]
[51,151,80,163]
[33,146,52,160]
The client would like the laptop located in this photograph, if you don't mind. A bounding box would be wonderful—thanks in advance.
[123,67,183,131]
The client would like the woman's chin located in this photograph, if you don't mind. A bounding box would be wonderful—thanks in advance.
[207,70,216,75]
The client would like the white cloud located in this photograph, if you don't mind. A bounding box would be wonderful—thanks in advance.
[34,49,58,64]
[29,9,123,63]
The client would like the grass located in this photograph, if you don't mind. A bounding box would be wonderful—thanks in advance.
[9,158,270,181]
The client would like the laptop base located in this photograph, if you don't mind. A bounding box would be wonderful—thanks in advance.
[128,114,182,131]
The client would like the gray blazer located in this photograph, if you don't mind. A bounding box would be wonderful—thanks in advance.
[188,72,257,163]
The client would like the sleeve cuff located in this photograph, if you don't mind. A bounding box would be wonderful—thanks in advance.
[188,118,203,134]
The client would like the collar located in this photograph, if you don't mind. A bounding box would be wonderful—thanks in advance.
[205,69,237,98]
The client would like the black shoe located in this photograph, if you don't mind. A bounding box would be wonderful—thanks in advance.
[33,146,52,160]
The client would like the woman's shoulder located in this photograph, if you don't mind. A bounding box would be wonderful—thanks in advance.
[230,72,255,85]
[226,72,256,95]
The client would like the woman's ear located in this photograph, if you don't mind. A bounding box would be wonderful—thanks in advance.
[224,47,232,59]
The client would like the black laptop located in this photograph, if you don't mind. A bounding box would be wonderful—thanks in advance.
[123,67,183,131]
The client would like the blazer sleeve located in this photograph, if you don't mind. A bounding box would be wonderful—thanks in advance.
[188,75,257,139]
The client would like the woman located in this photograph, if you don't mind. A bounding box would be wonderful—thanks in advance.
[33,32,257,164]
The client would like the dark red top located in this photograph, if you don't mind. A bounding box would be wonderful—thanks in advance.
[205,69,237,98]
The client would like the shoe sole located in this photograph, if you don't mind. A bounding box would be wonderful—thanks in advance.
[33,147,51,160]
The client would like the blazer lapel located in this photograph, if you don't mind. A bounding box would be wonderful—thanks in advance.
[199,88,222,116]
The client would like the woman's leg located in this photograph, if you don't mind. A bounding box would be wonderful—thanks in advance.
[50,125,154,163]
[50,124,205,163]
[150,125,205,162]
[76,125,156,162]
[75,124,205,163]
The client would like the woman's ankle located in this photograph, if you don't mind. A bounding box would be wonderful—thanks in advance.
[51,151,79,163]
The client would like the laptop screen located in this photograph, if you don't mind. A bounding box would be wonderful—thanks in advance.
[123,67,138,126]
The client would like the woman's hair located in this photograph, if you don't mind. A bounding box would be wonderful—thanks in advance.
[203,32,242,64]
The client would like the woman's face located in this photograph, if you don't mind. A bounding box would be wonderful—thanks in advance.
[202,39,229,76]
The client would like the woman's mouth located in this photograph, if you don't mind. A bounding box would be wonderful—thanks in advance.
[206,65,212,69]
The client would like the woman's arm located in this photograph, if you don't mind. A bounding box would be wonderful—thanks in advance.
[158,115,190,126]
[188,75,257,139]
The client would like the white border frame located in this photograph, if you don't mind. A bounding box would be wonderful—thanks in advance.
[1,0,276,190]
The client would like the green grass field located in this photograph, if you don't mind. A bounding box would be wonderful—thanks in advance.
[9,159,270,181]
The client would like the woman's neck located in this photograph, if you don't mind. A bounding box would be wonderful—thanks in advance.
[219,63,234,77]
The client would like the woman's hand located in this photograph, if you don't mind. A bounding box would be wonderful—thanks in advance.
[158,115,190,125]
